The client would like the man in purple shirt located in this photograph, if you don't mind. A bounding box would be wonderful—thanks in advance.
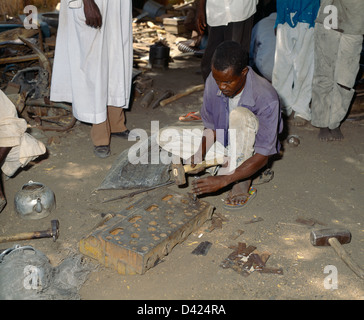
[191,41,282,209]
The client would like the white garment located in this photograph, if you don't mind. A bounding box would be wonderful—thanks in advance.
[311,23,363,129]
[50,0,133,124]
[228,88,243,114]
[206,0,258,27]
[272,22,314,120]
[0,90,46,177]
[157,108,258,176]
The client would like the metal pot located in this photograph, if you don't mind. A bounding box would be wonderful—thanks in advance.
[14,181,56,220]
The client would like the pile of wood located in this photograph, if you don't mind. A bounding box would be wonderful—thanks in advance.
[0,0,59,18]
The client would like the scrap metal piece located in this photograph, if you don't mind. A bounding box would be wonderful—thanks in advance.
[229,229,244,240]
[243,217,264,224]
[220,243,283,277]
[79,189,214,275]
[191,241,212,256]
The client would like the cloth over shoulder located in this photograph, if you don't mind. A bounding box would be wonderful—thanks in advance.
[0,90,46,177]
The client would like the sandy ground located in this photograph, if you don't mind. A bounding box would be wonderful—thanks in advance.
[0,57,363,301]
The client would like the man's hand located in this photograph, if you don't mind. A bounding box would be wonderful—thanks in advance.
[83,0,102,28]
[192,153,269,196]
[192,175,230,195]
[196,0,207,35]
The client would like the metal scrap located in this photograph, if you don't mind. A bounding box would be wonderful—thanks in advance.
[191,241,212,256]
[220,242,283,277]
[295,217,327,227]
[243,216,264,224]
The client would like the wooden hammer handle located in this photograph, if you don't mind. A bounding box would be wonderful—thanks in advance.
[184,159,222,174]
[328,237,364,279]
[0,229,53,244]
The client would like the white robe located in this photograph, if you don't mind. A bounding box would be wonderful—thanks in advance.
[50,0,133,124]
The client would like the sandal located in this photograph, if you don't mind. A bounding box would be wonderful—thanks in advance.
[223,187,257,211]
[179,111,202,122]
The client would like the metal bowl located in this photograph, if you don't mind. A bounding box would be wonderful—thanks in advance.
[14,181,56,220]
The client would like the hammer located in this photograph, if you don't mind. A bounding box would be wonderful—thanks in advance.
[0,220,59,244]
[310,228,364,279]
[171,158,222,186]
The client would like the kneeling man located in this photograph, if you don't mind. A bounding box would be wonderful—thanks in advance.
[191,41,282,209]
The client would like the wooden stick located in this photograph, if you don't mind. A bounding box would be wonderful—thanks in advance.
[328,237,364,279]
[0,51,54,65]
[159,84,204,107]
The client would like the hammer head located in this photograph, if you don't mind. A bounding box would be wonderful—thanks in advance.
[310,228,351,246]
[51,219,59,242]
[171,163,186,186]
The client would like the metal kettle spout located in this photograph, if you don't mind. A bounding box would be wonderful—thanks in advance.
[34,198,43,213]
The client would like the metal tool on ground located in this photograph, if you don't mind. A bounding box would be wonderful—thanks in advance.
[140,89,154,108]
[171,158,223,186]
[310,228,364,279]
[102,181,174,203]
[151,90,174,109]
[0,220,59,244]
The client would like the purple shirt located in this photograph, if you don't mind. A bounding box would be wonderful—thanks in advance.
[200,67,282,156]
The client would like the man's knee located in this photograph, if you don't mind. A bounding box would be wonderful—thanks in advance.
[229,108,258,131]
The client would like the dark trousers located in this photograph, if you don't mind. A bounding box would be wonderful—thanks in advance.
[201,15,255,82]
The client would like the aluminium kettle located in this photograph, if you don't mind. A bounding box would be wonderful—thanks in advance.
[14,181,56,220]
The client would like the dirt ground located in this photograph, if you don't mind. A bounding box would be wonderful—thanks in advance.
[1,56,363,301]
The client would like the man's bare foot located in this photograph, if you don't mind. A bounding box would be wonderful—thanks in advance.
[288,112,308,127]
[330,127,344,141]
[225,180,251,205]
[318,127,332,141]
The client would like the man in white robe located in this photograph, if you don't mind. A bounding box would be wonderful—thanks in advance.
[50,0,133,158]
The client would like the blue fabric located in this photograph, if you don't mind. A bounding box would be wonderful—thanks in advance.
[275,0,320,28]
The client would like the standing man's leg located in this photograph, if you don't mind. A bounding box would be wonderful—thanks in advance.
[201,16,254,82]
[91,106,128,158]
[327,32,362,140]
[272,23,295,116]
[229,15,254,56]
[201,26,225,82]
[311,23,362,141]
[311,23,339,141]
[290,23,314,123]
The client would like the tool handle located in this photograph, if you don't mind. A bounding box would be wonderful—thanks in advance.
[0,230,52,244]
[328,237,364,279]
[184,159,222,174]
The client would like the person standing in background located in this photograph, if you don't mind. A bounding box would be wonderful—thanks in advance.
[197,0,259,82]
[272,0,320,127]
[311,0,364,141]
[50,0,134,158]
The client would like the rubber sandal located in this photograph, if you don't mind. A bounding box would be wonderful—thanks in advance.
[222,187,257,211]
[179,111,202,122]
